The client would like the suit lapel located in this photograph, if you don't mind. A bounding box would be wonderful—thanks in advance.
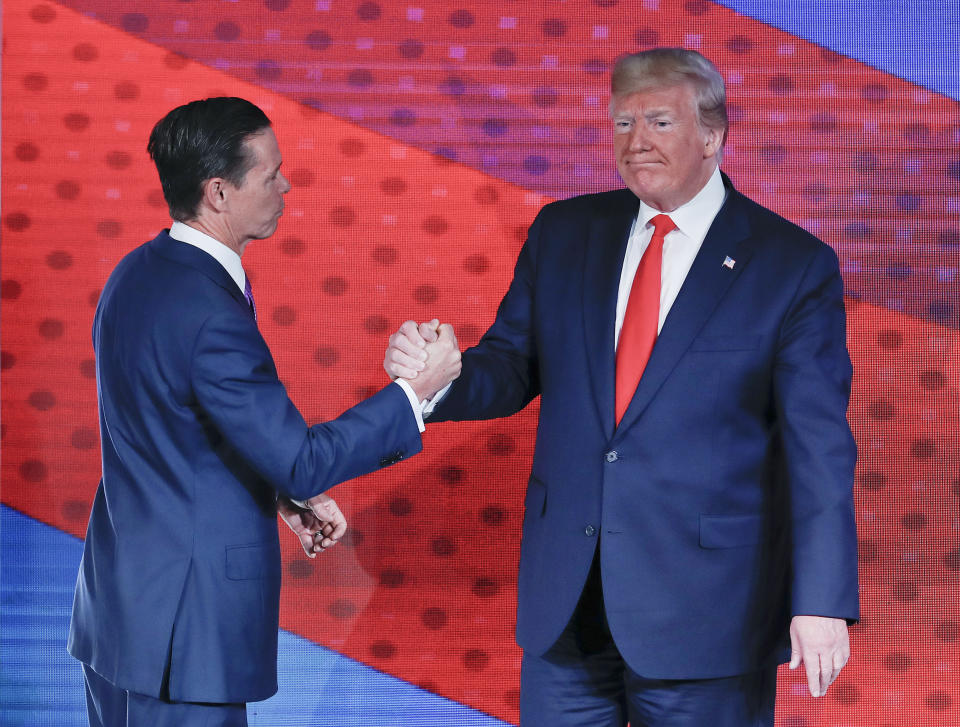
[614,182,755,435]
[582,191,640,439]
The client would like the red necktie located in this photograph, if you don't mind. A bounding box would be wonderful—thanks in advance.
[615,213,675,425]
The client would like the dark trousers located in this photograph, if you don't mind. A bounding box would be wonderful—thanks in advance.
[519,555,777,727]
[82,663,248,727]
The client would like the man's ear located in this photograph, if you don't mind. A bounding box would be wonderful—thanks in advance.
[702,125,723,160]
[201,177,228,212]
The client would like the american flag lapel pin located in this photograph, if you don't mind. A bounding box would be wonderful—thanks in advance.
[722,256,736,270]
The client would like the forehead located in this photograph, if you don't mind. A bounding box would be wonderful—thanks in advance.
[610,84,697,115]
[242,127,281,168]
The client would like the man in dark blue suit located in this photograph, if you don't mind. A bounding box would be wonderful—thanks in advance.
[386,49,858,726]
[68,97,461,726]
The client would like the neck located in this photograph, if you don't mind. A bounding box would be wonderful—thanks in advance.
[183,215,248,257]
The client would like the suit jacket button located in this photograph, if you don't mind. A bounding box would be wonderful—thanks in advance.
[379,451,403,467]
[584,525,596,537]
[604,450,618,463]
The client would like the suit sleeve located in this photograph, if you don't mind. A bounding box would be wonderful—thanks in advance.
[190,310,422,501]
[430,211,545,422]
[773,243,859,622]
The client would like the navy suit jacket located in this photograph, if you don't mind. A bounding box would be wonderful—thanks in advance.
[431,175,859,679]
[68,231,422,703]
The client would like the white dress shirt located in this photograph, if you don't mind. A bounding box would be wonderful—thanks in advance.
[614,165,726,349]
[170,221,247,291]
[168,221,425,431]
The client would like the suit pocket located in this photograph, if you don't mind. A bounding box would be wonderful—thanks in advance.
[699,514,764,549]
[225,541,279,580]
[689,335,763,352]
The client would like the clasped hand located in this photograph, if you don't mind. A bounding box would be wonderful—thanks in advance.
[384,318,462,401]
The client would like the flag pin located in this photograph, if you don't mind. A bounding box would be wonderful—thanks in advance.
[722,256,736,270]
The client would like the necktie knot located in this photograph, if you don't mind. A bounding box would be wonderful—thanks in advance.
[649,213,676,240]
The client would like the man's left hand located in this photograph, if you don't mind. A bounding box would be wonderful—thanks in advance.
[277,494,347,557]
[789,614,850,698]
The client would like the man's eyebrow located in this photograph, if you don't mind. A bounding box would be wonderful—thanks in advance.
[643,108,675,119]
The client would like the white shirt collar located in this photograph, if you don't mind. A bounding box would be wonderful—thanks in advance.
[168,221,246,293]
[637,165,726,241]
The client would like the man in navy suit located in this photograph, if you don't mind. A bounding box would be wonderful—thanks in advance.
[68,97,461,726]
[386,49,858,726]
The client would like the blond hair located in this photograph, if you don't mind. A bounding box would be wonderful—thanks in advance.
[610,48,728,145]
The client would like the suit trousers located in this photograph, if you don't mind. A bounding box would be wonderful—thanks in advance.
[519,551,777,727]
[82,663,247,727]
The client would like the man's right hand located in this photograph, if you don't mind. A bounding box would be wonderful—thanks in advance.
[384,319,441,379]
[387,319,460,401]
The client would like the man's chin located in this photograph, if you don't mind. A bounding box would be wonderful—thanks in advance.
[622,179,663,201]
[620,169,660,190]
[255,220,281,241]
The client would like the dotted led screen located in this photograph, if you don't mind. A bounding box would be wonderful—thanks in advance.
[2,1,958,725]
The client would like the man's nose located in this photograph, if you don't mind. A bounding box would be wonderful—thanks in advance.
[279,172,291,193]
[627,125,650,151]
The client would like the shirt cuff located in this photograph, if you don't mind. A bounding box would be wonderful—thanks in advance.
[393,379,427,433]
[422,382,451,418]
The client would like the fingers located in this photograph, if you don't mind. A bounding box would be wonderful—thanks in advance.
[824,642,848,688]
[294,513,325,557]
[791,643,826,698]
[789,649,801,670]
[301,532,319,558]
[828,649,847,687]
[277,497,317,558]
[789,615,849,698]
[795,649,840,698]
[789,633,824,697]
[306,494,348,549]
[804,652,823,698]
[316,515,346,547]
[385,321,428,379]
[410,341,461,400]
[820,655,833,697]
[277,495,348,557]
[832,646,849,675]
[436,323,459,347]
[384,350,426,380]
[418,318,440,342]
[393,321,428,356]
[309,531,326,555]
[399,319,428,346]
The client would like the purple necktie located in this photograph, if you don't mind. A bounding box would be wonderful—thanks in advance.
[243,276,257,321]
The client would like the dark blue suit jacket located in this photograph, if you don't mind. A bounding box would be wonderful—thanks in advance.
[431,176,859,679]
[68,231,421,703]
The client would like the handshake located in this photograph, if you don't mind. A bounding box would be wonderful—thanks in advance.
[281,319,461,557]
[383,318,462,402]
